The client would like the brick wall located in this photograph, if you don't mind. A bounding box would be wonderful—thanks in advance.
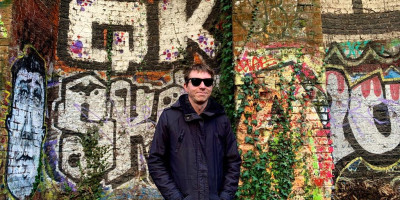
[323,0,400,198]
[234,0,400,199]
[1,0,399,199]
[233,0,332,199]
[0,0,222,199]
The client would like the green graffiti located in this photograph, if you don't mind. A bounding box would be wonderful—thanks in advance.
[0,14,7,38]
[390,39,400,47]
[339,41,370,58]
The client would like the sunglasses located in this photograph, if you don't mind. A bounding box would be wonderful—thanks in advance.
[186,78,214,87]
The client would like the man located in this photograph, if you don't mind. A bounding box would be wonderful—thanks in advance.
[148,63,241,200]
[6,46,46,200]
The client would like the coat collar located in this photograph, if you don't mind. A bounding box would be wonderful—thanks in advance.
[171,94,225,121]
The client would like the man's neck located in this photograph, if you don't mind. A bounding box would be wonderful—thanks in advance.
[189,99,208,115]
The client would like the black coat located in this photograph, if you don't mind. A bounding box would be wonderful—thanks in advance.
[148,94,241,200]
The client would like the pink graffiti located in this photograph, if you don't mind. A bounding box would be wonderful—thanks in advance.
[70,40,83,57]
[163,49,179,60]
[161,0,169,10]
[301,63,316,79]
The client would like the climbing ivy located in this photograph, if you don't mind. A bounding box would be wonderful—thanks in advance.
[213,0,235,125]
[29,126,110,200]
[67,126,110,200]
[235,53,322,199]
[225,0,325,198]
[30,144,44,198]
[66,29,114,200]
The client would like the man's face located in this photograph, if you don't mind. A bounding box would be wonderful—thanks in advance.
[7,68,45,199]
[184,70,213,106]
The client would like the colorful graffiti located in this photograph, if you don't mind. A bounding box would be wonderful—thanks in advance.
[6,46,46,199]
[326,41,400,189]
[321,1,400,193]
[235,46,333,199]
[0,0,222,198]
[235,50,278,73]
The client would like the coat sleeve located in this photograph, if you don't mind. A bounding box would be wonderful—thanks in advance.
[148,111,183,200]
[220,117,242,200]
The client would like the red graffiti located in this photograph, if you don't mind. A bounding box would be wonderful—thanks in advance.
[360,76,382,98]
[316,129,331,137]
[313,178,324,187]
[236,52,278,72]
[390,84,400,101]
[326,71,345,94]
[301,63,316,79]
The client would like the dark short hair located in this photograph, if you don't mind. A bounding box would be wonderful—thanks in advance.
[11,47,46,87]
[183,63,215,83]
[8,46,46,121]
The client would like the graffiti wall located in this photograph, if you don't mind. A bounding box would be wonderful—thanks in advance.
[6,46,46,200]
[322,0,400,198]
[1,0,399,199]
[233,0,400,198]
[326,41,400,177]
[325,43,400,197]
[0,0,223,199]
[233,0,333,199]
[234,46,333,199]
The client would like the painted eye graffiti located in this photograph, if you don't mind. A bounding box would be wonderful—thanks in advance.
[18,86,29,103]
[19,88,28,97]
[33,88,42,105]
[16,80,30,103]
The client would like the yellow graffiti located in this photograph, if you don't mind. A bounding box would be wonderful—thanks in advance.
[335,157,400,190]
[327,64,400,87]
[325,44,400,67]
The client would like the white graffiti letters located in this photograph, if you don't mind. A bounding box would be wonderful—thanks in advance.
[159,0,217,61]
[53,73,184,187]
[326,72,354,163]
[328,72,400,163]
[67,0,148,72]
[348,77,400,154]
[65,0,219,70]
